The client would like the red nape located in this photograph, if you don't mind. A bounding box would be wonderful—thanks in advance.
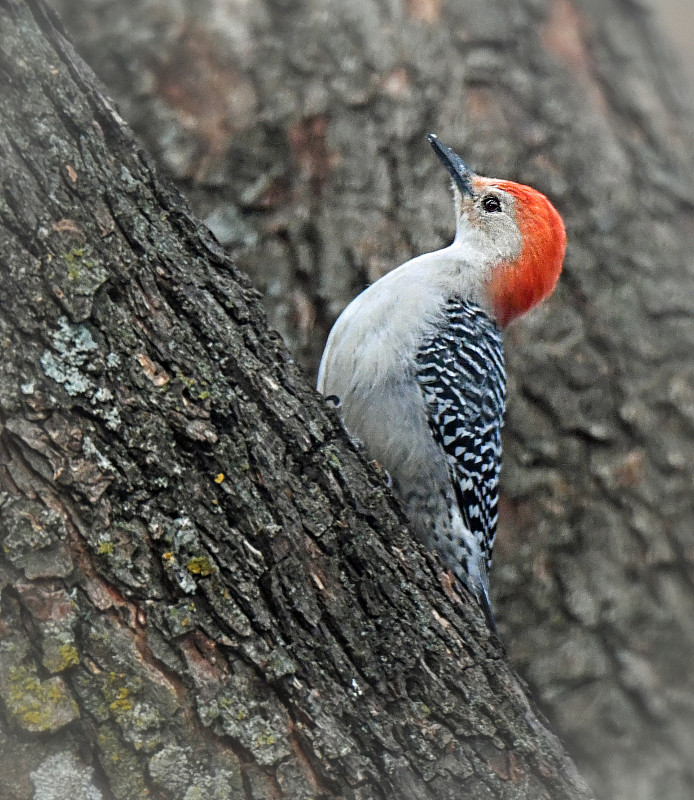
[487,181,566,327]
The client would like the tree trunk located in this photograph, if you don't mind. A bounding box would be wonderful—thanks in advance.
[42,0,694,798]
[0,1,595,798]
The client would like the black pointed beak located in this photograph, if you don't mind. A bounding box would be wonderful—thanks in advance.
[427,133,475,197]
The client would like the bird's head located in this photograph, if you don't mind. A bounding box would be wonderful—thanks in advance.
[428,133,566,327]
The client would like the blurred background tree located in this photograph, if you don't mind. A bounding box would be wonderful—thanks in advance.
[45,1,694,798]
[642,0,694,85]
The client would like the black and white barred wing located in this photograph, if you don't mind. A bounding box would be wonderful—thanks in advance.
[415,301,506,570]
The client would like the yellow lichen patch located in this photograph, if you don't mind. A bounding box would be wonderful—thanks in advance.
[43,644,80,673]
[64,247,84,263]
[177,373,196,388]
[186,556,214,576]
[98,540,115,555]
[102,673,139,721]
[64,246,95,281]
[214,473,225,483]
[162,551,174,561]
[109,687,133,714]
[58,644,80,670]
[254,731,277,748]
[5,664,79,732]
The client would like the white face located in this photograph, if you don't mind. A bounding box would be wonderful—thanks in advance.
[452,183,523,272]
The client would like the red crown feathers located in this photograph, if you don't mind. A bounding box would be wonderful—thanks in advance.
[483,180,566,327]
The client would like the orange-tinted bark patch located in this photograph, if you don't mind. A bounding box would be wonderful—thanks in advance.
[288,115,339,193]
[405,0,442,23]
[151,28,257,176]
[541,0,607,113]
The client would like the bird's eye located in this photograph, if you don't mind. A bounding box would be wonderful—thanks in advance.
[482,195,502,213]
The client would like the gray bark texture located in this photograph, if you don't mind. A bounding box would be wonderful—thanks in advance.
[41,0,694,798]
[0,1,600,798]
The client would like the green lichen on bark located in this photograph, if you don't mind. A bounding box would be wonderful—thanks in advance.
[1,496,74,579]
[148,744,244,799]
[3,663,79,733]
[40,317,99,397]
[30,751,104,800]
[185,556,214,576]
[95,726,149,800]
[43,643,80,673]
[199,681,293,767]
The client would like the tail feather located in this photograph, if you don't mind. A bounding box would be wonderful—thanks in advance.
[455,558,499,638]
[477,582,499,638]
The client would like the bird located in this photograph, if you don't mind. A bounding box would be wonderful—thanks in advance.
[317,134,566,633]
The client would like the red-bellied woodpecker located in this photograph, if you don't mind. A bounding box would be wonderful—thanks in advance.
[317,134,566,633]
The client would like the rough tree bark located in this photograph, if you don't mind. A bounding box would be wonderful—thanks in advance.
[0,2,596,798]
[43,1,694,799]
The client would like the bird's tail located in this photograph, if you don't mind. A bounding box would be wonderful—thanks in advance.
[456,558,499,638]
[477,581,499,638]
